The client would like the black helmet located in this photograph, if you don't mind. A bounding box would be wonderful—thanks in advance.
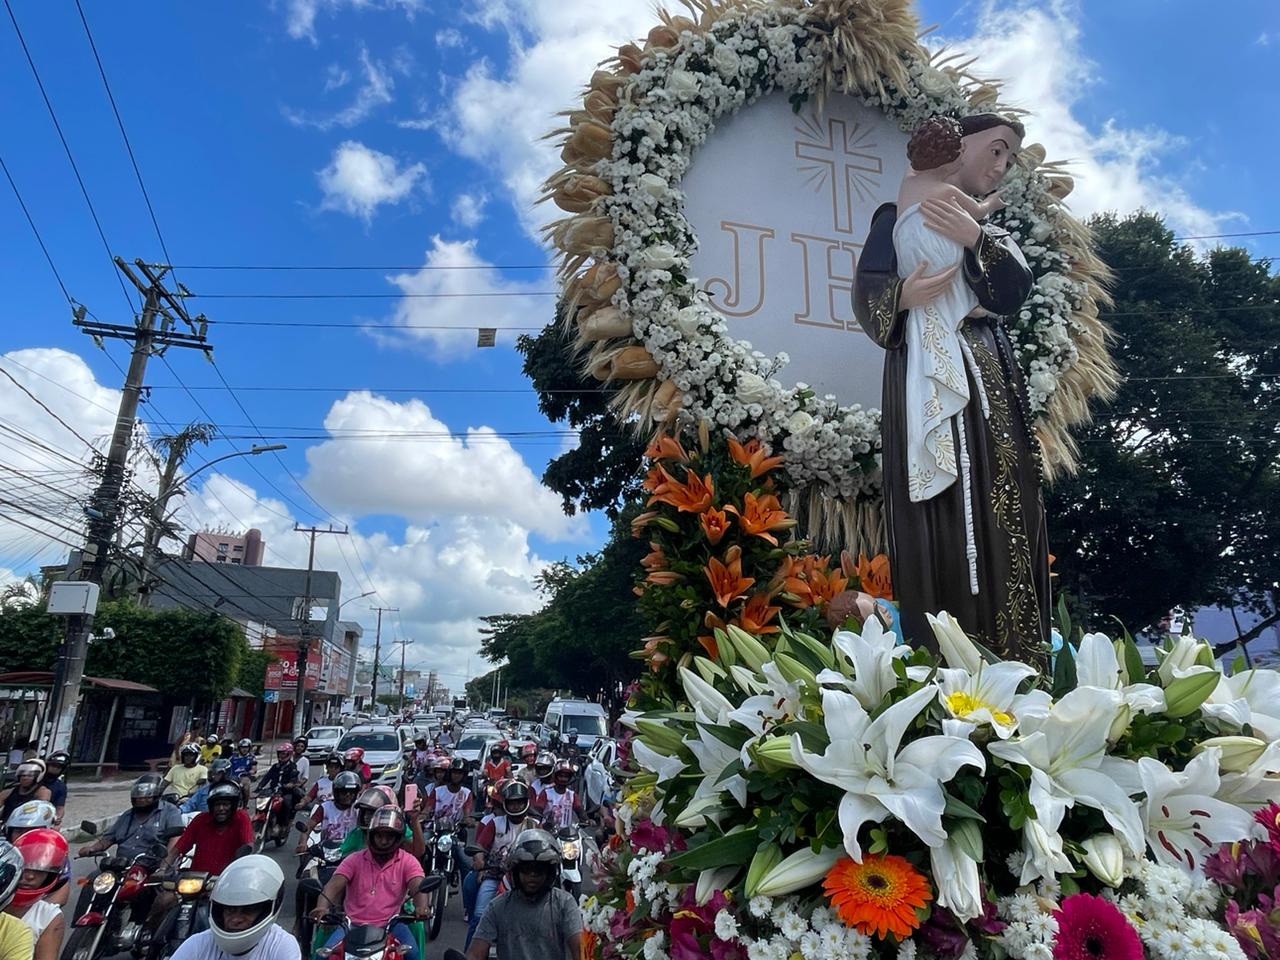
[131,774,165,803]
[333,771,361,793]
[44,751,70,769]
[179,743,201,761]
[354,786,394,829]
[449,757,467,773]
[506,828,560,868]
[208,783,241,807]
[208,759,232,783]
[325,752,341,768]
[500,780,531,819]
[237,738,253,750]
[367,806,406,837]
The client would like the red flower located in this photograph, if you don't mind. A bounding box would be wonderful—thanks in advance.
[1052,894,1142,960]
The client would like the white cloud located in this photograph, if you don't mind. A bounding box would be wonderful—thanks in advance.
[301,390,582,540]
[443,0,1230,241]
[377,236,552,356]
[934,1,1237,237]
[286,46,397,130]
[450,191,488,228]
[285,0,427,44]
[317,140,427,220]
[436,27,465,49]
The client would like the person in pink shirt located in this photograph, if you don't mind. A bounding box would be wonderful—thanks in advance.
[311,806,431,960]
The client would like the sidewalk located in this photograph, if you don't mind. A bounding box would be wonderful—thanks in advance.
[62,779,132,840]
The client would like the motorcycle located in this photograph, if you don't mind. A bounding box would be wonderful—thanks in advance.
[60,821,176,960]
[251,789,289,851]
[295,824,346,952]
[422,818,461,942]
[553,822,584,899]
[313,893,440,960]
[149,869,216,960]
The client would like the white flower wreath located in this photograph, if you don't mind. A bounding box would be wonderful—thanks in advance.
[549,1,1108,507]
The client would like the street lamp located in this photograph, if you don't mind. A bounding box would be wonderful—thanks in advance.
[337,590,376,614]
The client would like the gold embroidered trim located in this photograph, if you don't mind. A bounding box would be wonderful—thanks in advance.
[870,280,901,345]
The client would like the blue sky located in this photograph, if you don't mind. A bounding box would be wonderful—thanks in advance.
[1,0,1276,685]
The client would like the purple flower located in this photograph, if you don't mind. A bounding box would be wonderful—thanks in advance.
[1224,899,1280,959]
[971,897,1007,936]
[709,939,748,960]
[918,906,969,959]
[1205,843,1251,890]
[629,818,686,854]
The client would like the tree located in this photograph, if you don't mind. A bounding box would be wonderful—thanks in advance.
[478,511,649,694]
[516,318,647,518]
[1047,212,1280,636]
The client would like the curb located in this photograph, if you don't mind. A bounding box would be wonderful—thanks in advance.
[64,814,116,843]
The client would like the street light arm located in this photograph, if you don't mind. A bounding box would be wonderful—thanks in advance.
[337,590,377,613]
[154,444,288,509]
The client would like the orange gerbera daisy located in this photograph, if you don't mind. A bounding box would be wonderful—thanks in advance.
[704,545,755,608]
[724,491,793,546]
[823,854,932,940]
[727,435,786,478]
[700,505,731,545]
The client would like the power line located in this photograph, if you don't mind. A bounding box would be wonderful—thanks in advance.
[168,264,553,272]
[208,320,543,331]
[198,292,556,300]
[0,151,72,303]
[0,364,97,449]
[3,0,136,316]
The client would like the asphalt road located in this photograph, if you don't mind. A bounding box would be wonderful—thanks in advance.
[61,835,472,960]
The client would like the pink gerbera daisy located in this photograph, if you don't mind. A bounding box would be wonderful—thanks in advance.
[1053,894,1143,960]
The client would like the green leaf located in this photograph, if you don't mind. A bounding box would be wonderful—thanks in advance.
[715,758,746,787]
[668,828,761,871]
[868,827,889,855]
[1122,633,1146,685]
[1056,594,1073,643]
[950,819,984,862]
[943,792,987,823]
[774,720,830,753]
[702,723,752,751]
[1052,641,1078,698]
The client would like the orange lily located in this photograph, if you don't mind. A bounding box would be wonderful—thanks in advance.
[641,463,667,493]
[704,544,755,608]
[734,592,782,635]
[727,435,785,479]
[630,510,660,538]
[640,636,672,672]
[724,491,794,546]
[784,554,849,609]
[697,633,719,659]
[854,552,894,600]
[645,570,684,586]
[644,432,689,463]
[640,542,667,572]
[700,505,731,545]
[647,465,715,513]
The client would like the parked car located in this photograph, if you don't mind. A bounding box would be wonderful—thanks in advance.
[303,725,344,760]
[542,698,609,751]
[337,725,410,791]
[451,733,498,770]
[583,736,618,808]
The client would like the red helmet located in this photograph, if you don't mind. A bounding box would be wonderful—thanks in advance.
[552,759,574,782]
[11,828,68,908]
[344,747,365,763]
[496,739,509,752]
[520,743,537,761]
[432,756,451,771]
[276,743,294,758]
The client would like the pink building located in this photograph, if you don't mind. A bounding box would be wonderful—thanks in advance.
[183,527,265,566]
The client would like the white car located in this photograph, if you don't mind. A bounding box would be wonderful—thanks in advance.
[338,725,410,791]
[584,736,619,808]
[303,725,344,761]
[452,732,499,770]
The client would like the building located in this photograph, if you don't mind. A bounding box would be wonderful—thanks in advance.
[184,528,265,566]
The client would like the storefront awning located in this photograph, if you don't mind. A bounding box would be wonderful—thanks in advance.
[0,671,159,693]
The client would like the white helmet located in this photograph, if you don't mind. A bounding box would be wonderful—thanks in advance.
[209,855,284,954]
[0,841,22,911]
[6,801,56,831]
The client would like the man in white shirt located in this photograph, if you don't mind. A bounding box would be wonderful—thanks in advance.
[171,855,298,960]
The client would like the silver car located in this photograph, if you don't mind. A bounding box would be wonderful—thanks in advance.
[337,725,409,791]
[303,725,344,761]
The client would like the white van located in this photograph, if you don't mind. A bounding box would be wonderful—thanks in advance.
[542,698,609,751]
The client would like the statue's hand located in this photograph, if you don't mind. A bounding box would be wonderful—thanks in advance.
[921,197,983,249]
[899,261,959,310]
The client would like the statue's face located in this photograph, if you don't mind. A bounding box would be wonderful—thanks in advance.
[956,125,1022,196]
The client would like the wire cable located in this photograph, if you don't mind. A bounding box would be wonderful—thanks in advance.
[0,151,72,303]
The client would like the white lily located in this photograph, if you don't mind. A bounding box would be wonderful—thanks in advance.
[1156,633,1215,686]
[1138,748,1255,873]
[632,739,687,783]
[728,661,802,737]
[936,660,1037,739]
[929,611,984,673]
[1218,739,1280,810]
[753,845,844,897]
[728,664,766,696]
[695,865,739,904]
[1077,632,1166,715]
[1202,669,1280,741]
[685,724,749,807]
[826,615,910,708]
[930,834,984,921]
[1020,800,1073,884]
[672,794,727,829]
[988,685,1145,857]
[680,667,734,725]
[790,685,985,859]
[1079,834,1125,887]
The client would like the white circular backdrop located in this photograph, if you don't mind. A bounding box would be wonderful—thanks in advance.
[683,91,909,413]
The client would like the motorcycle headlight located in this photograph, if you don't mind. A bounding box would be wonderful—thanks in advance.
[176,877,206,896]
[256,797,270,811]
[324,847,344,864]
[436,835,453,853]
[92,872,117,894]
[560,840,580,861]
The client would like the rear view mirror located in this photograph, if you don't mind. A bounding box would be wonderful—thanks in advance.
[294,816,312,833]
[163,825,185,840]
[420,875,443,894]
[234,843,253,859]
[80,820,98,836]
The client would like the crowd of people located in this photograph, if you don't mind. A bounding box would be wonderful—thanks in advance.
[0,725,597,960]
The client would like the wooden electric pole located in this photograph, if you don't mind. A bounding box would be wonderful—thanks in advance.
[369,606,398,706]
[292,523,348,736]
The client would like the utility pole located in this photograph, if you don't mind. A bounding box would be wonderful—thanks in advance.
[292,523,348,736]
[369,606,398,706]
[43,260,210,754]
[392,638,413,714]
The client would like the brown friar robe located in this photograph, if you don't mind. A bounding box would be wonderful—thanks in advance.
[852,203,1050,666]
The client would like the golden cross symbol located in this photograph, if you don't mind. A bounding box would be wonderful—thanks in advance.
[794,115,883,235]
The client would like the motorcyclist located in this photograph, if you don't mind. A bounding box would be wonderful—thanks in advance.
[528,753,555,797]
[256,743,301,827]
[313,806,432,960]
[38,751,69,825]
[159,782,252,877]
[182,758,233,814]
[297,771,361,852]
[427,756,450,793]
[6,828,68,960]
[5,803,67,906]
[74,774,181,916]
[481,741,512,786]
[465,828,581,960]
[342,747,371,784]
[0,761,51,821]
[464,780,534,947]
[535,760,585,828]
[171,854,298,960]
[0,842,34,960]
[304,754,342,806]
[557,731,582,765]
[515,744,538,787]
[163,742,209,801]
[199,734,223,766]
[338,786,425,859]
[410,736,434,785]
[424,758,474,892]
[228,738,258,796]
[292,737,311,787]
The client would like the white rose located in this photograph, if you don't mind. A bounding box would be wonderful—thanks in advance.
[641,244,678,270]
[786,410,815,434]
[737,371,772,404]
[917,67,953,97]
[1028,371,1055,395]
[645,118,667,142]
[667,69,700,99]
[1030,220,1054,242]
[712,44,741,77]
[638,173,672,201]
[674,305,703,336]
